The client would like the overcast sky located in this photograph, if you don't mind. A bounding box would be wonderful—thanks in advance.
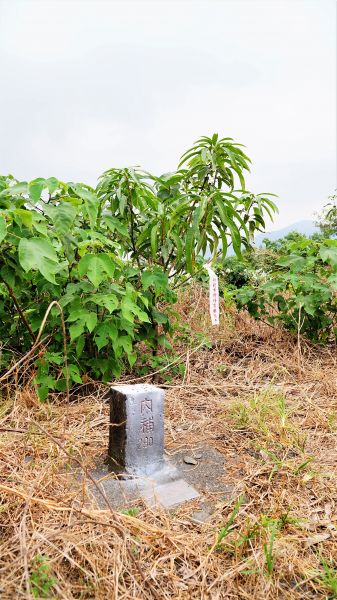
[0,0,335,229]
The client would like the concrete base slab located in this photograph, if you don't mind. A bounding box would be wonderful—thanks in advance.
[88,445,232,511]
[169,445,232,497]
[89,457,200,509]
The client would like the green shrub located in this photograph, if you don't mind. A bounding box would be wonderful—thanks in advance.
[236,238,337,343]
[0,134,276,398]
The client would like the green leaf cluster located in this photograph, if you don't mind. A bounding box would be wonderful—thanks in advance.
[0,134,276,398]
[0,175,173,398]
[235,238,337,343]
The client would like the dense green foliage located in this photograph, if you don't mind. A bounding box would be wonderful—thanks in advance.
[0,134,276,398]
[0,175,165,398]
[234,236,337,343]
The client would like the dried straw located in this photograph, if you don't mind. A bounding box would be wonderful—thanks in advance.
[0,285,336,599]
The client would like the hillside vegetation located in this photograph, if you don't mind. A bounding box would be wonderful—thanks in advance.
[1,289,337,599]
[1,138,337,599]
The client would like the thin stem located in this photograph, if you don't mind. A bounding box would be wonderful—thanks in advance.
[2,280,36,341]
[127,191,141,269]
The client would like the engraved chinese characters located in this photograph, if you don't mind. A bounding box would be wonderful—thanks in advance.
[139,396,154,449]
[109,384,164,476]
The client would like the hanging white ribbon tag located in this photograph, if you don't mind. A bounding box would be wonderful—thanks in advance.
[205,265,219,326]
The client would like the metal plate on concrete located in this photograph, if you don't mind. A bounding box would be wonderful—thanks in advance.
[141,478,200,509]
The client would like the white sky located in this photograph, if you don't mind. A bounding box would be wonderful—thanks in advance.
[0,0,335,229]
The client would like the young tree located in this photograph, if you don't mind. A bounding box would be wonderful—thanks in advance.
[97,134,277,283]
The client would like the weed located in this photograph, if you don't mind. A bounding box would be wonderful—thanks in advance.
[292,457,314,475]
[263,520,277,577]
[316,557,337,598]
[229,390,292,439]
[30,554,57,599]
[120,507,140,517]
[216,494,245,548]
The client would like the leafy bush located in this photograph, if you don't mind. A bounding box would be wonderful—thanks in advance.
[236,238,337,343]
[0,176,171,398]
[0,134,276,397]
[218,232,325,293]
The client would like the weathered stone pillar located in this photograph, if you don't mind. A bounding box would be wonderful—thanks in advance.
[108,383,165,476]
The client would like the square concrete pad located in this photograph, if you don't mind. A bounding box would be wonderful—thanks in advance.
[88,445,232,510]
[141,478,200,508]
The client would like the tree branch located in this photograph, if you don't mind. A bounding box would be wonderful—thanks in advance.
[3,280,36,341]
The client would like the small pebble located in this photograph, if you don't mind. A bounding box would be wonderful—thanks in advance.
[194,452,202,459]
[183,455,197,465]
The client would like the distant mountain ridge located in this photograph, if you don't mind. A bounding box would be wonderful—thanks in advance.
[254,220,318,246]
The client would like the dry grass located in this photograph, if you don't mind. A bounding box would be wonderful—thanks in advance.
[1,285,337,599]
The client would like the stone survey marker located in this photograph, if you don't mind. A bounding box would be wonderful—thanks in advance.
[109,384,164,475]
[106,383,200,508]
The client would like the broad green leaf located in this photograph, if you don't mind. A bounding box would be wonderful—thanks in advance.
[45,351,63,365]
[76,334,85,357]
[65,364,82,384]
[98,253,116,277]
[127,351,137,367]
[18,237,59,284]
[152,307,168,324]
[107,321,118,342]
[94,322,112,350]
[93,293,119,312]
[0,265,15,287]
[45,177,59,194]
[141,269,168,293]
[121,296,150,323]
[5,182,28,196]
[73,184,98,229]
[277,255,309,271]
[104,215,128,237]
[327,273,337,289]
[319,244,337,267]
[85,312,97,332]
[13,208,33,229]
[29,178,45,202]
[37,385,49,401]
[69,320,85,341]
[117,335,133,355]
[31,212,48,236]
[44,203,77,237]
[130,304,150,323]
[78,253,115,287]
